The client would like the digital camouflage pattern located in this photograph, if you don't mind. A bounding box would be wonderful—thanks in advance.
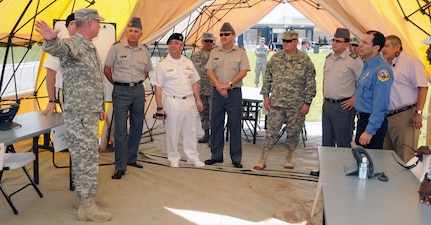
[43,33,105,199]
[192,50,212,130]
[261,50,316,109]
[254,45,269,84]
[43,33,105,113]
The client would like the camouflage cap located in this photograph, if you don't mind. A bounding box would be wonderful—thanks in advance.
[282,31,298,41]
[220,22,235,33]
[128,17,142,29]
[167,33,184,43]
[260,37,265,42]
[334,28,350,39]
[422,36,431,45]
[350,37,360,45]
[202,32,216,42]
[75,8,104,22]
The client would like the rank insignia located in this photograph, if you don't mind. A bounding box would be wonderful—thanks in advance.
[377,70,390,82]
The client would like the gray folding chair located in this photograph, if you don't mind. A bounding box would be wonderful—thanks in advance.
[0,143,43,214]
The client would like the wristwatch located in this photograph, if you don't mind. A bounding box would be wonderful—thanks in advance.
[425,173,431,181]
[415,110,423,115]
[156,107,163,111]
[228,81,233,87]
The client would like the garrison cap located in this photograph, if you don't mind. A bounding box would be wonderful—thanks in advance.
[350,37,360,45]
[127,17,142,29]
[282,31,298,41]
[75,8,104,22]
[202,32,216,42]
[167,33,184,43]
[334,28,350,39]
[422,36,431,45]
[220,22,235,33]
[65,13,75,27]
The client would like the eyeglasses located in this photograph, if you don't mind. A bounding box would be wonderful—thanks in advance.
[333,39,346,43]
[282,39,294,43]
[219,33,233,37]
[351,44,358,47]
[203,40,214,43]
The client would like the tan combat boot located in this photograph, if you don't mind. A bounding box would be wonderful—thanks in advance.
[284,150,294,169]
[73,194,106,209]
[252,151,270,171]
[77,197,112,222]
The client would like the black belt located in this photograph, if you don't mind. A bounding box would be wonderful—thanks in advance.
[325,97,350,103]
[388,105,415,117]
[114,80,143,87]
[212,86,240,90]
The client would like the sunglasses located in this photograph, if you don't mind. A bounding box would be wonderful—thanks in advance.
[203,39,214,43]
[282,39,294,43]
[351,44,359,47]
[219,33,233,37]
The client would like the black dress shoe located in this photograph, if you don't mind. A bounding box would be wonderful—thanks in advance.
[112,170,125,179]
[232,162,243,168]
[127,162,143,169]
[204,159,223,165]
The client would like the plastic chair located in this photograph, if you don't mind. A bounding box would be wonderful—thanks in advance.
[0,143,43,214]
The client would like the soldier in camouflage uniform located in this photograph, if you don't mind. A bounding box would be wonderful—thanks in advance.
[36,8,111,222]
[191,32,216,144]
[253,31,316,171]
[254,37,269,87]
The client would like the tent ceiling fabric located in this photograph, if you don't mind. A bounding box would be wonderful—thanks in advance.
[185,0,281,46]
[119,0,207,44]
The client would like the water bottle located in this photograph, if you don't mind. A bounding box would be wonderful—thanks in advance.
[358,157,368,180]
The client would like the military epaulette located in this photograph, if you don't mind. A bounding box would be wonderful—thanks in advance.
[143,43,149,51]
[349,52,358,59]
[112,41,121,45]
[325,53,332,59]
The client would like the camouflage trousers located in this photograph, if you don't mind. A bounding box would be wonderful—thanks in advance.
[64,110,100,199]
[262,106,305,151]
[254,60,267,84]
[199,94,211,130]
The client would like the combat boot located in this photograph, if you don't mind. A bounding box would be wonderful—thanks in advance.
[284,150,294,169]
[252,151,269,171]
[77,197,112,222]
[73,193,105,209]
[198,129,210,143]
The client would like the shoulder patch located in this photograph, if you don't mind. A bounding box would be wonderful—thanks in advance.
[349,52,358,59]
[325,53,332,59]
[377,70,390,82]
[112,41,120,45]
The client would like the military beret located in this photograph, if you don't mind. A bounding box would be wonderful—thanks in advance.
[65,13,75,27]
[167,33,184,43]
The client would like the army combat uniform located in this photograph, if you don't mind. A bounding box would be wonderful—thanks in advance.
[43,33,105,199]
[254,44,269,86]
[261,50,316,152]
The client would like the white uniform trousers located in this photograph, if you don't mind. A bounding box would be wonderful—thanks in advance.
[164,95,199,163]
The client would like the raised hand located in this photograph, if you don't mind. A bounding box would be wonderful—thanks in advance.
[35,20,60,41]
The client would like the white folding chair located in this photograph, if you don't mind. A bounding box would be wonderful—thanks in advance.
[0,143,43,214]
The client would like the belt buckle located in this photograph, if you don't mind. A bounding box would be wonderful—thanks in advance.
[130,83,135,87]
